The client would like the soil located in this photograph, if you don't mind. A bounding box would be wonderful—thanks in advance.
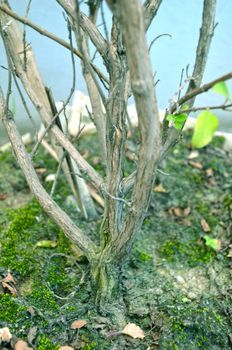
[0,131,231,350]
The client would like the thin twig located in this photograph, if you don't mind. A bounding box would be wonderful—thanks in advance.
[0,3,109,84]
[174,103,232,115]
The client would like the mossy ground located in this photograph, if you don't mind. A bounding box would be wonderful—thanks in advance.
[0,132,231,349]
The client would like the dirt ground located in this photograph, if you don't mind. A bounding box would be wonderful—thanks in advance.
[0,132,232,350]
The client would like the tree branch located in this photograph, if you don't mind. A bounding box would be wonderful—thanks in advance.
[56,0,109,65]
[0,2,108,84]
[107,0,161,258]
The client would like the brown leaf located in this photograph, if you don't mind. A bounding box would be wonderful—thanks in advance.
[15,340,33,350]
[200,218,211,232]
[2,273,16,284]
[172,207,182,217]
[122,323,145,339]
[71,319,87,329]
[2,282,17,296]
[183,207,191,217]
[0,192,8,201]
[154,184,167,193]
[0,327,12,342]
[188,160,203,170]
[58,347,74,350]
[206,168,214,177]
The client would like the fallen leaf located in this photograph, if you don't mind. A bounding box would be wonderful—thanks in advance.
[169,207,190,218]
[172,207,182,217]
[204,235,221,252]
[1,273,17,295]
[183,207,191,217]
[206,168,214,177]
[0,327,12,342]
[154,184,167,193]
[2,281,17,295]
[200,218,211,232]
[188,150,199,159]
[71,319,87,329]
[34,240,57,248]
[0,192,8,200]
[58,347,74,350]
[15,340,33,350]
[2,273,16,284]
[188,160,203,170]
[122,323,145,339]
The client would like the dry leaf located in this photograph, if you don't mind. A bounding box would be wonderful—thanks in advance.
[0,327,12,342]
[15,340,33,350]
[2,273,16,284]
[122,323,145,339]
[183,207,191,217]
[188,150,199,159]
[188,160,203,170]
[71,319,87,329]
[154,184,167,193]
[1,274,17,295]
[206,168,214,177]
[200,218,211,232]
[58,347,74,350]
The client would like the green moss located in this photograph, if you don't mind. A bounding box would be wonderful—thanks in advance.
[160,239,215,266]
[0,201,41,275]
[81,343,97,350]
[37,335,60,350]
[160,303,229,350]
[0,294,28,323]
[29,285,59,311]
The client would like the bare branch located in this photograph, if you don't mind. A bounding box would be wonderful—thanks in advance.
[56,0,109,64]
[143,0,163,31]
[0,2,108,84]
[186,0,217,98]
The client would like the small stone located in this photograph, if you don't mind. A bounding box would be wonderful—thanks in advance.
[175,275,185,284]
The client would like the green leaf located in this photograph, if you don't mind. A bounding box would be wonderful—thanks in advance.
[166,114,175,122]
[192,110,219,148]
[204,235,221,252]
[174,121,184,129]
[175,113,187,122]
[212,81,229,99]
